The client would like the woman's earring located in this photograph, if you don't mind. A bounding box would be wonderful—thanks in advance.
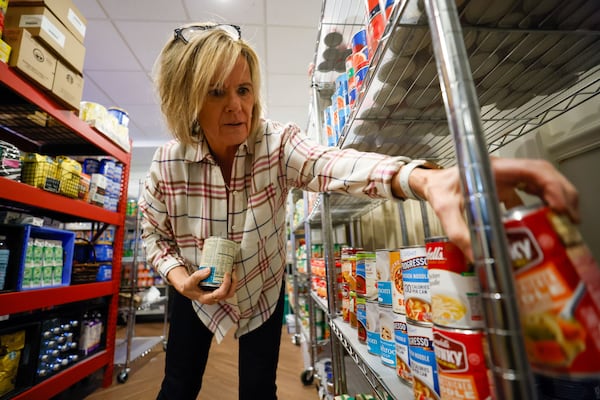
[192,120,201,135]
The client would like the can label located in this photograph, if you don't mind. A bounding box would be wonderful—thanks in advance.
[198,237,239,290]
[379,305,396,368]
[356,251,377,300]
[504,205,600,378]
[367,300,380,355]
[392,249,406,314]
[433,326,492,400]
[408,321,440,399]
[357,295,367,343]
[426,237,485,329]
[341,282,350,322]
[350,290,357,328]
[394,312,412,384]
[377,249,397,307]
[401,246,432,323]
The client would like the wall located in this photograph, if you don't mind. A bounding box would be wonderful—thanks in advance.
[497,97,600,261]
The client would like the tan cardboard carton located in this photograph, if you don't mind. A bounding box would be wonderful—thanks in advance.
[4,28,56,90]
[52,59,83,110]
[10,0,86,43]
[5,5,85,72]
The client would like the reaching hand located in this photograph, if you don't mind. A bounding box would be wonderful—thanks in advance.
[416,157,579,261]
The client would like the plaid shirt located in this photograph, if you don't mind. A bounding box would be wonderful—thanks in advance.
[139,119,408,342]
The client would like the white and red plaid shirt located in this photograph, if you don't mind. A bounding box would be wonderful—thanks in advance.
[139,119,407,342]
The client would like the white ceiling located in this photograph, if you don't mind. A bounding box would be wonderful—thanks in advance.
[71,0,323,177]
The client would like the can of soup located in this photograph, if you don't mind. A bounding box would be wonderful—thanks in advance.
[433,325,493,400]
[408,321,440,400]
[401,245,432,323]
[394,312,412,385]
[198,236,239,291]
[504,204,600,398]
[426,236,485,329]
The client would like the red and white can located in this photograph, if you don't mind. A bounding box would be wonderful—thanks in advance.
[426,236,485,329]
[504,204,600,397]
[433,325,493,400]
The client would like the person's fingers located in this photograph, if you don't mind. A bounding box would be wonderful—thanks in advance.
[439,205,473,262]
[492,158,580,222]
[201,290,217,304]
[211,273,232,299]
[191,268,212,284]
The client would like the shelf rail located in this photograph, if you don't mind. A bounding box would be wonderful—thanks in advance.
[423,0,537,398]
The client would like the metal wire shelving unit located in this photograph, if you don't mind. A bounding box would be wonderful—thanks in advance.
[303,0,600,398]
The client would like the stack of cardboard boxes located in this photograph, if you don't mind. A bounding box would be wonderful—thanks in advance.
[2,0,87,110]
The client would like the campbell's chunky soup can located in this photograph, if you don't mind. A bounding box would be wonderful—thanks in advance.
[504,205,600,398]
[426,237,485,329]
[401,245,432,323]
[433,326,493,400]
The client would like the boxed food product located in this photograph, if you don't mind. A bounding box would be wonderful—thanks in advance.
[3,28,56,90]
[4,5,85,72]
[51,60,83,110]
[10,0,87,43]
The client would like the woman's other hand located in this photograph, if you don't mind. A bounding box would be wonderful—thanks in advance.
[413,157,579,261]
[167,266,238,304]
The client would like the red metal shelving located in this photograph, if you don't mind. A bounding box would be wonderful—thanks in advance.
[0,62,132,396]
[0,282,114,315]
[0,177,122,225]
[10,351,109,400]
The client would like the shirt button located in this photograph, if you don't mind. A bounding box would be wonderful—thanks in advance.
[232,225,236,230]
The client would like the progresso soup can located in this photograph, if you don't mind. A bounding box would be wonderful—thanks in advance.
[504,204,600,399]
[401,245,432,324]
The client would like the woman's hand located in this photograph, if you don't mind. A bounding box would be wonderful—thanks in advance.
[407,157,579,261]
[167,266,238,305]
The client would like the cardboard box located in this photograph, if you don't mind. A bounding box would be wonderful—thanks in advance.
[3,28,56,90]
[4,5,85,72]
[10,0,86,43]
[52,60,82,110]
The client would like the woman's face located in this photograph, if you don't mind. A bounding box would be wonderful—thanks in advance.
[198,55,255,159]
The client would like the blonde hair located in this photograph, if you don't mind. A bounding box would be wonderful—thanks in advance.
[153,23,263,145]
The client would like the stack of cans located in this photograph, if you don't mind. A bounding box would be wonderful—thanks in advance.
[401,244,440,399]
[426,236,492,400]
[376,249,398,370]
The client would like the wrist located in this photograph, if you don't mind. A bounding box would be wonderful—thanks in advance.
[398,160,441,201]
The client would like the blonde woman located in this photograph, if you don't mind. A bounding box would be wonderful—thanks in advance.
[139,23,578,400]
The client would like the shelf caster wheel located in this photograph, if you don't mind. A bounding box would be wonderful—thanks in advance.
[117,369,129,383]
[300,369,314,386]
[292,334,301,346]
